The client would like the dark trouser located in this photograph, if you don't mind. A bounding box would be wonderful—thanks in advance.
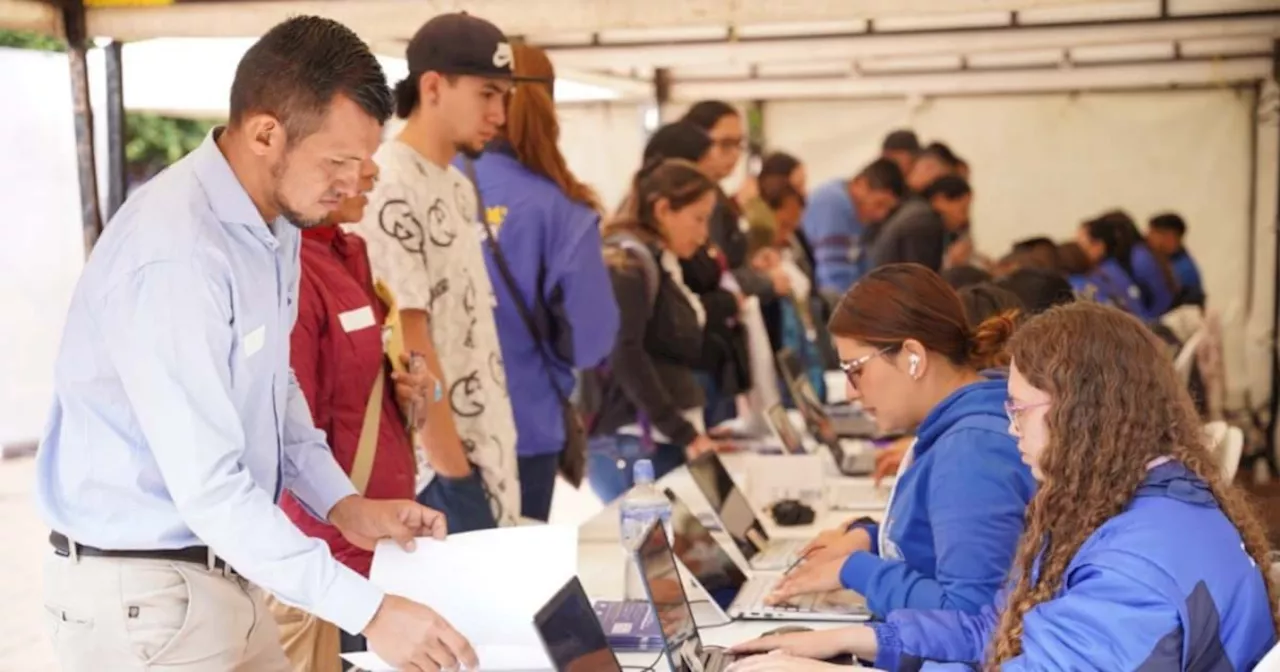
[586,434,686,505]
[415,470,498,534]
[518,451,561,522]
[694,370,737,429]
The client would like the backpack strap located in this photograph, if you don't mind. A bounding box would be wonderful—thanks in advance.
[604,233,660,309]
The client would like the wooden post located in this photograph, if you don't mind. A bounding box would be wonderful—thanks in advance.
[63,0,104,255]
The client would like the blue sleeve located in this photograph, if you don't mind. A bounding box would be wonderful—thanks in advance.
[546,201,619,368]
[800,188,853,292]
[1004,550,1183,670]
[97,261,383,637]
[1131,247,1174,316]
[871,593,1002,670]
[840,429,1032,615]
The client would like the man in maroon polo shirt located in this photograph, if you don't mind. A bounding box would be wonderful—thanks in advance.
[274,160,495,669]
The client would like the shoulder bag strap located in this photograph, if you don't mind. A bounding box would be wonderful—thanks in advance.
[461,156,571,407]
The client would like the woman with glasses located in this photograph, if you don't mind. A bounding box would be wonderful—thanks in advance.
[763,263,1036,618]
[728,302,1276,671]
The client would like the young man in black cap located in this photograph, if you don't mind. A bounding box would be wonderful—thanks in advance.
[352,12,522,533]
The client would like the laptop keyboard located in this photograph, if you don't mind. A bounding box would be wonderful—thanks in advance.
[738,576,819,612]
[701,646,734,672]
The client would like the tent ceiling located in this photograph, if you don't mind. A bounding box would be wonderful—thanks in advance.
[2,0,1277,101]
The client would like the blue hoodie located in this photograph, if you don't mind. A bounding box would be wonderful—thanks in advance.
[839,378,1036,616]
[458,144,620,456]
[1131,242,1176,317]
[870,461,1276,671]
[1070,258,1149,319]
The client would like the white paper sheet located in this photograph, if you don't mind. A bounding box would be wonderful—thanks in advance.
[341,645,551,672]
[367,525,577,663]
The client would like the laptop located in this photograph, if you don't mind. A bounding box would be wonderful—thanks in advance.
[665,488,871,622]
[535,577,625,672]
[685,452,806,571]
[634,519,737,672]
[776,350,878,477]
[765,404,809,456]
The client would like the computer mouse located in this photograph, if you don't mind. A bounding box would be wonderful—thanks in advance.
[763,625,813,637]
[769,499,816,526]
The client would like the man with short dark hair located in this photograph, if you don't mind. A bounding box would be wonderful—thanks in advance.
[907,141,962,193]
[881,129,921,177]
[352,12,522,527]
[1148,212,1204,304]
[37,16,477,672]
[870,166,959,271]
[800,158,905,303]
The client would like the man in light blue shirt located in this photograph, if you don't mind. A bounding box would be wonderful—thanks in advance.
[37,17,477,672]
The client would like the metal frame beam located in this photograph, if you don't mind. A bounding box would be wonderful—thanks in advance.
[104,39,127,220]
[669,57,1272,101]
[79,0,1120,42]
[546,13,1280,71]
[62,0,104,255]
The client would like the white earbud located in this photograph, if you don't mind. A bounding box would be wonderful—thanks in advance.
[908,354,921,378]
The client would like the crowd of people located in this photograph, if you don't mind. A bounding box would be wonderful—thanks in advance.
[29,9,1274,672]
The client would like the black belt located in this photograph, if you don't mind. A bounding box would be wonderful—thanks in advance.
[49,532,236,574]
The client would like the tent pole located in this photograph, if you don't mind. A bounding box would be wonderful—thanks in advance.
[63,0,103,255]
[653,67,671,120]
[1269,41,1280,480]
[104,39,127,220]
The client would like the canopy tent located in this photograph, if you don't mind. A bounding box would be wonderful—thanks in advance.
[3,0,1280,474]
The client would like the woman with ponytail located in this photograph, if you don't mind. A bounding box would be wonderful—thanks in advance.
[762,263,1036,618]
[728,301,1276,672]
[458,44,620,521]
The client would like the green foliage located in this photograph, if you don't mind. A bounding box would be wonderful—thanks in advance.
[125,113,219,178]
[0,29,65,52]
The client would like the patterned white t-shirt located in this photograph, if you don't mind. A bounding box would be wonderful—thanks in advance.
[354,140,519,527]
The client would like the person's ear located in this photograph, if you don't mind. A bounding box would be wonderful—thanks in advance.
[901,339,927,380]
[418,71,442,107]
[653,196,673,227]
[241,113,284,158]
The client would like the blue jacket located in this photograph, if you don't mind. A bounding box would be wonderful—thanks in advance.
[459,144,620,456]
[800,179,864,295]
[839,378,1036,616]
[1070,258,1149,319]
[1131,243,1176,317]
[870,461,1276,671]
[1172,248,1204,299]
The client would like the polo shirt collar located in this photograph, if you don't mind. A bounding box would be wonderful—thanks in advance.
[191,128,285,249]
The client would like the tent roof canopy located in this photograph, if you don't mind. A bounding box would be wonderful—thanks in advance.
[5,0,1277,100]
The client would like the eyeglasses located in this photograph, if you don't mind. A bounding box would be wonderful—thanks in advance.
[712,137,747,151]
[838,346,895,393]
[1004,399,1050,432]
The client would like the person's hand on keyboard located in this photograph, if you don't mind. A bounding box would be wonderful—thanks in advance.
[765,554,844,606]
[728,625,878,670]
[798,526,872,564]
[726,651,854,671]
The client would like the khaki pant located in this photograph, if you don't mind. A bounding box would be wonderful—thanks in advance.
[262,593,342,672]
[43,550,290,672]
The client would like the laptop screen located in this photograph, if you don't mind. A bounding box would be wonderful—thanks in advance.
[635,520,702,669]
[777,349,839,446]
[664,489,750,613]
[534,577,623,672]
[765,404,807,455]
[686,453,770,562]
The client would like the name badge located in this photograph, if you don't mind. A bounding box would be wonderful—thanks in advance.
[243,325,266,357]
[338,305,376,333]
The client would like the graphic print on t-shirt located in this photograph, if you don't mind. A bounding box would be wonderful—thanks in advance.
[354,141,520,526]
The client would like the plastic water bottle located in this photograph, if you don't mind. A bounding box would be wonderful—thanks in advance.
[619,459,672,601]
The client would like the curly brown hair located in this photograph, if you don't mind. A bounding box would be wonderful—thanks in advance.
[988,302,1278,666]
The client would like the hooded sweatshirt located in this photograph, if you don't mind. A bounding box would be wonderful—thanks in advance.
[870,460,1276,671]
[840,377,1036,616]
[458,143,620,457]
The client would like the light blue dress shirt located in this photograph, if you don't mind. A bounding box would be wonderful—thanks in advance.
[36,131,383,636]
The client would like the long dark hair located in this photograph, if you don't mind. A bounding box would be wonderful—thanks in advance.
[603,159,716,251]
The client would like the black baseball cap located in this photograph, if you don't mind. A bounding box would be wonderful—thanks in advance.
[406,12,518,80]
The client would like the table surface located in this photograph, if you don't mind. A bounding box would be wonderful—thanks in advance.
[577,448,887,670]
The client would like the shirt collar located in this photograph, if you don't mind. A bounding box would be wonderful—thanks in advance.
[191,128,284,249]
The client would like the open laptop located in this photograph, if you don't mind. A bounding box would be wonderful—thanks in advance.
[685,452,805,570]
[776,350,878,477]
[665,488,871,622]
[535,577,624,672]
[765,404,809,456]
[634,519,737,672]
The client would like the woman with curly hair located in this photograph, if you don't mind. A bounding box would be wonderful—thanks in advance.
[728,302,1277,671]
